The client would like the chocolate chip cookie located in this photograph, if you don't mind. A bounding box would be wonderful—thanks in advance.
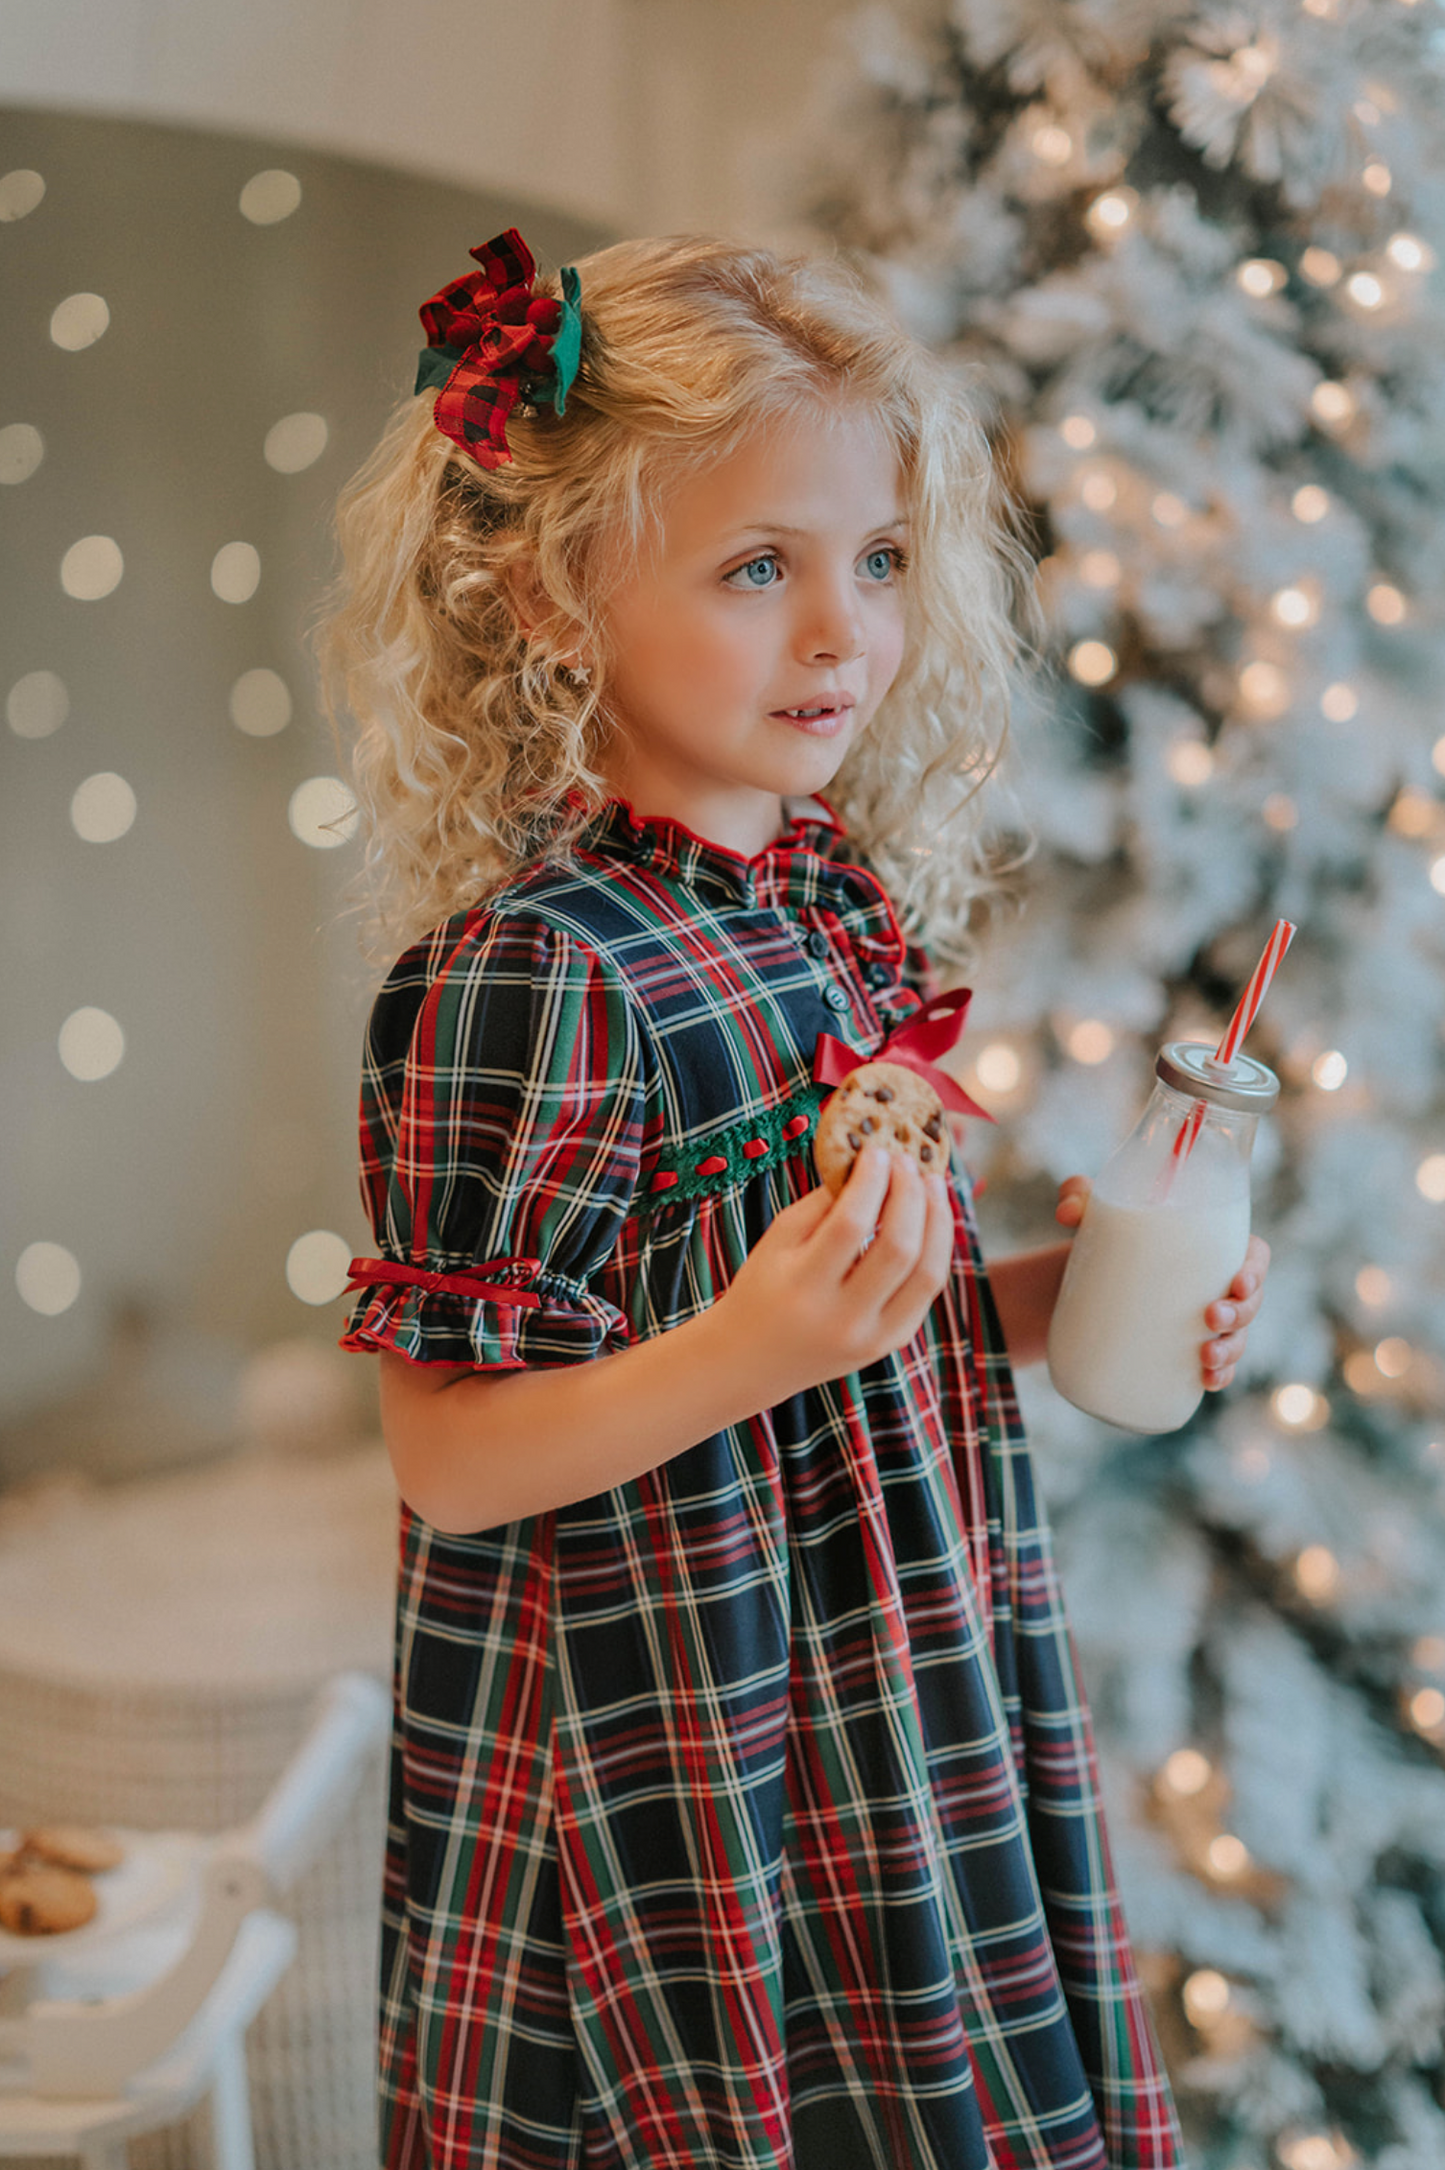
[813,1060,948,1196]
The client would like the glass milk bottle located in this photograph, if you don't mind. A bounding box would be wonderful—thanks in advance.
[1046,1042,1279,1435]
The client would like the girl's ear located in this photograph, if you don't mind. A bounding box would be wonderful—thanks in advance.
[502,558,591,676]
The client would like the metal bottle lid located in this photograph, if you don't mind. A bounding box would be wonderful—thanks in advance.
[1156,1039,1280,1114]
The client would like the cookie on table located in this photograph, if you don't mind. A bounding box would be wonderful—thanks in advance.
[0,1862,98,1936]
[19,1824,125,1874]
[813,1060,948,1197]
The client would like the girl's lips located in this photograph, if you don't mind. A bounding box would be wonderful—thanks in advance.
[770,698,855,737]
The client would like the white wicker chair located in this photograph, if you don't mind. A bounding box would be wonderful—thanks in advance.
[0,1673,389,2170]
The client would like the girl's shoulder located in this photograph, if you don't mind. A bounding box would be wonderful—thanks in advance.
[366,861,645,1065]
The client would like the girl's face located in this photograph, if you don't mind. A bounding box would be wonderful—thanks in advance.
[596,403,909,857]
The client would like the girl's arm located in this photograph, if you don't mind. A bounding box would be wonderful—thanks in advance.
[381,1147,953,1533]
[988,1176,1271,1387]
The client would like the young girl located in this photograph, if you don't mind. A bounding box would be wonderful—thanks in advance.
[326,230,1267,2170]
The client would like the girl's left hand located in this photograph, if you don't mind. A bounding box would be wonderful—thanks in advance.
[1055,1176,1272,1393]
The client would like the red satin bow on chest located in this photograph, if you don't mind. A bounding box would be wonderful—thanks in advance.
[814,987,995,1123]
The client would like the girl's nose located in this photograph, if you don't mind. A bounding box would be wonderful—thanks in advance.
[798,577,864,665]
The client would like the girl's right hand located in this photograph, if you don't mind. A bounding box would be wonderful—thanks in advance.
[718,1146,955,1400]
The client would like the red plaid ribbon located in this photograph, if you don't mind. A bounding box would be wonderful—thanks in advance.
[415,230,575,470]
[814,988,995,1123]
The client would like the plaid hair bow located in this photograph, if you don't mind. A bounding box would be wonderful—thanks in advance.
[415,229,582,469]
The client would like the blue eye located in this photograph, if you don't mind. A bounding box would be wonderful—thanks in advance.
[726,554,780,589]
[862,547,900,582]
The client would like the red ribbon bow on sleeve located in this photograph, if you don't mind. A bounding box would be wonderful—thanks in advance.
[814,988,995,1123]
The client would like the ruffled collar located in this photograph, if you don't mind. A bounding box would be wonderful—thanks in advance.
[580,795,849,908]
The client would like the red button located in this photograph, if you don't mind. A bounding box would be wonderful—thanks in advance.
[650,1170,679,1192]
[782,1114,809,1139]
[742,1138,768,1159]
[695,1154,729,1176]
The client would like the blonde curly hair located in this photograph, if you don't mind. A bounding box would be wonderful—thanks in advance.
[318,233,1033,965]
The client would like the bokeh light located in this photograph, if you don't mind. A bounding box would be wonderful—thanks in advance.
[49,292,110,350]
[1292,484,1329,523]
[975,1044,1022,1095]
[60,535,123,600]
[0,169,45,222]
[211,542,261,603]
[1321,683,1358,722]
[286,1229,352,1305]
[1417,1155,1445,1203]
[7,670,68,739]
[15,1242,81,1316]
[0,423,44,484]
[240,170,302,224]
[1182,1969,1231,2024]
[230,668,292,737]
[1299,246,1341,285]
[1161,1747,1211,1796]
[1311,1050,1347,1090]
[263,412,329,473]
[58,1007,125,1081]
[1295,1546,1342,1601]
[288,776,358,849]
[1273,1383,1329,1429]
[70,772,137,843]
[1068,639,1116,686]
[1066,1019,1115,1064]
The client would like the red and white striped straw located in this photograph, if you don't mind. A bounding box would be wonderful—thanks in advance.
[1166,918,1297,1176]
[1214,917,1297,1067]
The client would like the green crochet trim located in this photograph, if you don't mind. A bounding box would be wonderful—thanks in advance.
[638,1086,826,1213]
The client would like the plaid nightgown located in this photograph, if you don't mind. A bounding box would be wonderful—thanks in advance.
[341,796,1182,2170]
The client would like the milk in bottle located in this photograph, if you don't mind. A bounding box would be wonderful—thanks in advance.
[1046,1043,1278,1435]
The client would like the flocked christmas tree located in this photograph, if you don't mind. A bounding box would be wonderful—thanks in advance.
[810,2,1445,2162]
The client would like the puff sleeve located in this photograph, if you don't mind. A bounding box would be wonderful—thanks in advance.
[341,912,648,1369]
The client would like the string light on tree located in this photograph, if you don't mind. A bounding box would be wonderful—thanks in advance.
[1167,739,1214,786]
[1068,639,1117,685]
[1347,271,1387,309]
[1363,160,1393,195]
[1238,257,1287,296]
[1292,484,1330,522]
[1387,232,1433,271]
[1271,582,1320,628]
[1031,122,1073,165]
[1322,682,1358,721]
[1311,381,1356,428]
[1065,1019,1116,1064]
[1294,1546,1343,1601]
[1273,1383,1330,1429]
[1238,660,1292,717]
[1278,2135,1358,2170]
[1182,1969,1232,2026]
[1299,245,1342,284]
[1159,1747,1212,1797]
[1086,189,1137,238]
[1059,414,1096,449]
[1367,582,1406,624]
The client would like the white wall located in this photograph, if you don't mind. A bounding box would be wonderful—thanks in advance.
[1,0,864,241]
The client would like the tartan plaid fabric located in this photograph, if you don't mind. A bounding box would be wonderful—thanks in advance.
[343,798,1183,2170]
